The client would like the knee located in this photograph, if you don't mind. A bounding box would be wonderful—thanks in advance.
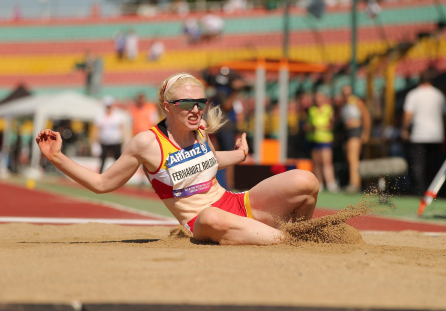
[196,207,230,234]
[291,170,320,196]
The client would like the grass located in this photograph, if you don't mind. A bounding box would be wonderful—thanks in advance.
[317,190,446,224]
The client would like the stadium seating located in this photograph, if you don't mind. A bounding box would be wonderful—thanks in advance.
[0,1,445,100]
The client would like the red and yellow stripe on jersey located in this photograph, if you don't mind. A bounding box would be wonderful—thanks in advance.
[144,119,218,200]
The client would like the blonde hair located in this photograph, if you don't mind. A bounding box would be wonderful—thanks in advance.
[158,72,227,134]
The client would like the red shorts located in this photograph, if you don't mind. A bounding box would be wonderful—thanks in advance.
[184,191,253,235]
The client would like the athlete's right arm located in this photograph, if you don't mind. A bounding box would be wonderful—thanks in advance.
[36,129,160,194]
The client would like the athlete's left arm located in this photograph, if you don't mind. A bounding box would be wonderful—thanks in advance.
[214,133,248,169]
[201,122,248,170]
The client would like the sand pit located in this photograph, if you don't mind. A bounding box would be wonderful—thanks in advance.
[1,213,446,310]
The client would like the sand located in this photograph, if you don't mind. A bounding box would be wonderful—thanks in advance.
[1,215,446,310]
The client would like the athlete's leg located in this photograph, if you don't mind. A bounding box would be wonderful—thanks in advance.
[193,207,283,245]
[193,170,318,245]
[248,169,319,228]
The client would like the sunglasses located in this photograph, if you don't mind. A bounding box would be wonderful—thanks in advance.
[167,98,208,111]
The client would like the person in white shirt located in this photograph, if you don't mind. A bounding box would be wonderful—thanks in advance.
[402,71,446,195]
[125,30,139,61]
[200,13,224,41]
[91,96,126,173]
[148,40,165,61]
[224,0,247,13]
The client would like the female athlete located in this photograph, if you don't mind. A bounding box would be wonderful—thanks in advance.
[36,73,319,245]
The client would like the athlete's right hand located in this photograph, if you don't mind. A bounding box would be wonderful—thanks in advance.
[35,129,62,162]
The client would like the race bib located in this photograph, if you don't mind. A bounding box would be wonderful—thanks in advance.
[166,142,218,197]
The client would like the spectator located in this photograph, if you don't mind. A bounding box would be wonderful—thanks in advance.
[75,51,94,94]
[53,119,77,157]
[123,93,160,187]
[200,13,224,41]
[210,71,246,190]
[91,96,126,173]
[224,0,247,13]
[148,40,166,61]
[265,98,300,141]
[74,51,103,96]
[402,71,446,196]
[114,31,126,60]
[306,91,338,192]
[213,73,245,152]
[125,29,139,61]
[128,94,160,136]
[91,0,101,18]
[90,55,103,96]
[340,85,371,193]
[183,18,201,44]
[12,5,21,21]
[172,0,189,16]
[288,98,305,159]
[137,3,158,17]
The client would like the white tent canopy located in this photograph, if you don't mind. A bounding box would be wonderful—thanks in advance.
[0,92,106,171]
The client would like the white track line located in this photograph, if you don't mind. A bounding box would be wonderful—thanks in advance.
[0,217,179,225]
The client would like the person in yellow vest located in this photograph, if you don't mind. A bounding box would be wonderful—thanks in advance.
[340,85,371,193]
[306,91,338,193]
[35,73,319,245]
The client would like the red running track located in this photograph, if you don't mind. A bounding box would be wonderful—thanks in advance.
[0,181,176,225]
[1,181,445,232]
[313,209,446,233]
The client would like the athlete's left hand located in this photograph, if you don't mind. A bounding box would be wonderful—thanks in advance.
[234,133,249,155]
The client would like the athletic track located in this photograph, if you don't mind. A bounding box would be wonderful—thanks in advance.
[1,181,445,233]
[0,181,177,226]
